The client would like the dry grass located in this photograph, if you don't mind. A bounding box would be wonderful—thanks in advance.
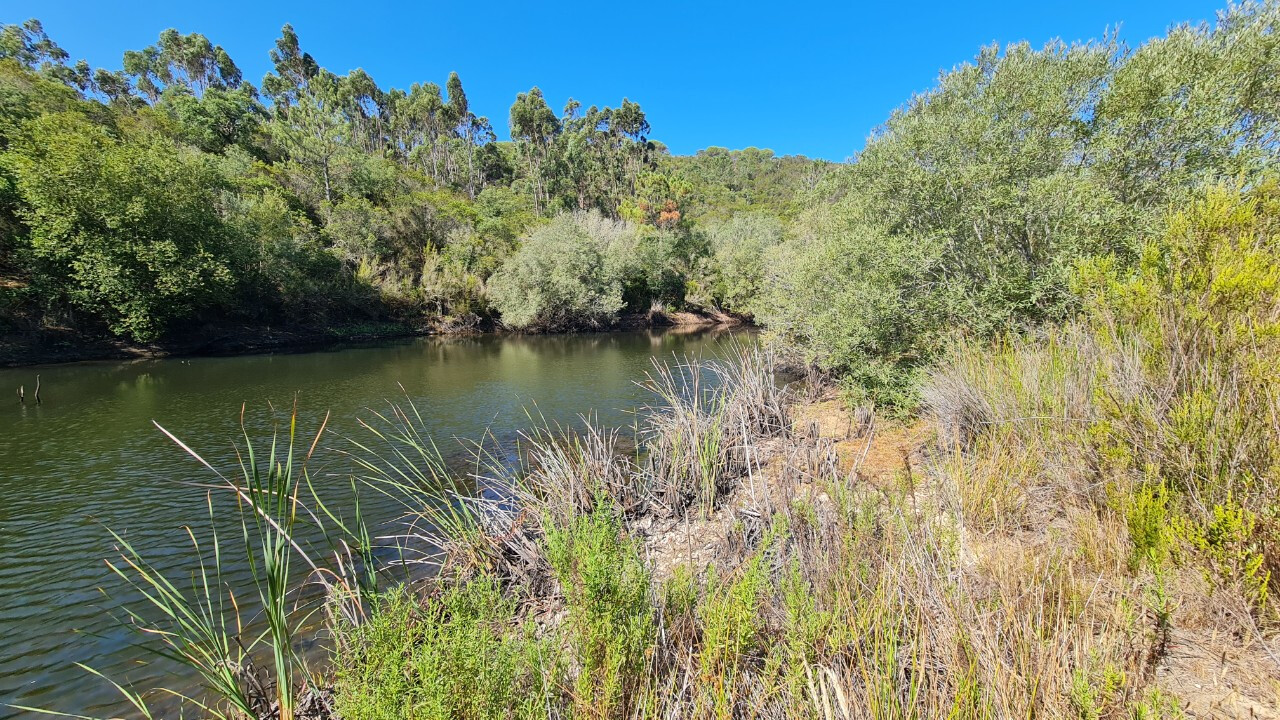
[331,342,1280,720]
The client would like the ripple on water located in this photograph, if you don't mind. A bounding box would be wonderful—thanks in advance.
[0,329,753,718]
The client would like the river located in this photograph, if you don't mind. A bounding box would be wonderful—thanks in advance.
[0,328,750,718]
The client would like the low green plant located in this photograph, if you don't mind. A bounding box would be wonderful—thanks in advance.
[1119,478,1175,570]
[697,552,768,715]
[1182,497,1271,613]
[333,579,558,720]
[544,504,654,718]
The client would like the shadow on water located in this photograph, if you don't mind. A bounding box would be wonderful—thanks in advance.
[0,327,753,719]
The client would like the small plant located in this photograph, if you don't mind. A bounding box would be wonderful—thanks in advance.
[544,504,654,718]
[1120,478,1174,570]
[1182,497,1272,614]
[333,578,558,720]
[697,552,768,716]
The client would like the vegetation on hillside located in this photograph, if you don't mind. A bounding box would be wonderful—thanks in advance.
[0,20,825,342]
[759,1,1280,405]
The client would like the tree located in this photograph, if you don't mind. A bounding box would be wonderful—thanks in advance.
[3,112,237,339]
[397,81,448,182]
[261,24,318,108]
[122,29,243,102]
[271,91,348,204]
[509,87,560,214]
[0,19,68,72]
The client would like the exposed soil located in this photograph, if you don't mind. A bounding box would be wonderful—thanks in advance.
[636,393,1280,717]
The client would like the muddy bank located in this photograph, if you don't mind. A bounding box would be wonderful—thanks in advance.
[0,309,746,367]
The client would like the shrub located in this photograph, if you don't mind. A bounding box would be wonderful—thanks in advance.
[928,180,1280,621]
[333,579,558,720]
[756,202,942,406]
[489,210,638,330]
[4,112,238,339]
[704,212,783,317]
[544,505,654,718]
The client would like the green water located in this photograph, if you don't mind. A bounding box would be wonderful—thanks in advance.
[0,328,750,718]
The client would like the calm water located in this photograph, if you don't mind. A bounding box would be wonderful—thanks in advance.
[0,328,749,718]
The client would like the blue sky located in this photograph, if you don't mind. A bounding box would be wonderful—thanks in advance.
[6,1,1224,161]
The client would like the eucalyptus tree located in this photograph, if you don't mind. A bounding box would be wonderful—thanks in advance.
[122,29,242,102]
[549,97,655,215]
[337,68,389,155]
[89,68,137,105]
[262,23,318,108]
[0,19,68,73]
[510,87,560,213]
[0,19,97,92]
[559,100,612,211]
[445,72,494,197]
[397,81,449,182]
[610,99,652,197]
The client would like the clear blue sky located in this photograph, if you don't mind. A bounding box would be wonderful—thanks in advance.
[6,0,1225,161]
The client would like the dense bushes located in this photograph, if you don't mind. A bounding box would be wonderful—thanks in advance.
[757,204,940,406]
[927,179,1280,620]
[758,1,1280,405]
[703,213,782,317]
[5,112,238,339]
[334,579,556,720]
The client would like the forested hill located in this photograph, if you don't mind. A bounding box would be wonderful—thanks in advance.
[0,21,830,344]
[5,2,1280,397]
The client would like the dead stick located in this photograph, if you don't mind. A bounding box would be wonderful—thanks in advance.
[33,375,40,405]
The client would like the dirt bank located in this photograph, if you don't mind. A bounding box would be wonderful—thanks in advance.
[0,308,747,367]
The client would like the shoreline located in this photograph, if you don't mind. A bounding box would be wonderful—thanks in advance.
[0,309,747,368]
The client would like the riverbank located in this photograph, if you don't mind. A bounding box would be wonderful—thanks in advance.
[32,340,1279,718]
[321,347,1280,719]
[0,308,744,367]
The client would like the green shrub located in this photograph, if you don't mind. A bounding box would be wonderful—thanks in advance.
[932,180,1280,621]
[543,505,654,717]
[4,111,238,339]
[697,552,768,714]
[756,205,940,406]
[704,212,783,316]
[489,211,638,330]
[1182,498,1271,613]
[333,579,557,720]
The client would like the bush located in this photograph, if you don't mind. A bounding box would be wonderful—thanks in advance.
[704,212,782,317]
[927,180,1280,620]
[489,210,639,330]
[759,3,1280,406]
[544,505,654,718]
[333,579,558,720]
[756,202,942,406]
